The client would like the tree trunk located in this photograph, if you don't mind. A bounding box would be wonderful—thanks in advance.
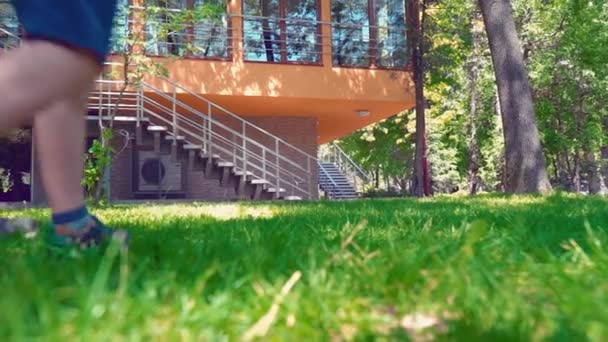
[495,88,507,192]
[409,0,431,197]
[467,71,482,195]
[261,0,275,62]
[467,15,484,195]
[572,152,581,193]
[586,152,607,195]
[478,0,552,194]
[600,117,608,194]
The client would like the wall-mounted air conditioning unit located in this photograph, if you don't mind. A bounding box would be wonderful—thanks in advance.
[136,151,183,193]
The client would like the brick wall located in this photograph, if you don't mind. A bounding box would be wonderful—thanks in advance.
[109,123,134,201]
[247,116,319,199]
[186,168,240,201]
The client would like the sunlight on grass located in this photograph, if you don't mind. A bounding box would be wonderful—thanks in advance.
[97,203,277,222]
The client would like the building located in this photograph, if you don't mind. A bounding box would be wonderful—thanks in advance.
[0,0,414,203]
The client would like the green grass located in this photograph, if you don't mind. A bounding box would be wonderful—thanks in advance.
[1,194,608,341]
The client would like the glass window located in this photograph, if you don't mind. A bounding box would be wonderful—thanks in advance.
[331,0,370,67]
[243,0,319,63]
[145,0,229,58]
[192,0,230,58]
[0,1,19,50]
[146,0,189,56]
[374,0,407,68]
[331,0,407,68]
[285,0,319,62]
[109,0,131,52]
[243,0,281,62]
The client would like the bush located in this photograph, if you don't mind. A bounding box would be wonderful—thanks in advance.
[361,188,404,198]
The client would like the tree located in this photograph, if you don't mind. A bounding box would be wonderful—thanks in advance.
[478,0,552,193]
[409,0,431,197]
[84,3,168,203]
[338,112,416,194]
[465,13,484,195]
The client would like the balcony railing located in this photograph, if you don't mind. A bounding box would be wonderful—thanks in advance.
[0,4,409,69]
[112,7,408,69]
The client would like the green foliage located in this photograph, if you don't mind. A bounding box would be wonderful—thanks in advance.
[83,129,114,200]
[146,1,227,57]
[0,168,13,194]
[1,195,608,339]
[340,0,608,194]
[338,112,415,192]
[522,0,608,188]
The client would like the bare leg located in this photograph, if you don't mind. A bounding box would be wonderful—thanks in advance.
[0,40,98,132]
[34,99,88,214]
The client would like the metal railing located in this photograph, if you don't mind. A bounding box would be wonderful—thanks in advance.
[87,75,317,199]
[2,5,409,68]
[319,143,371,192]
[109,6,408,68]
[0,25,19,53]
[318,161,351,199]
[237,14,408,68]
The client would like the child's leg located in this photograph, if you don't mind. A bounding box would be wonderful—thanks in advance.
[0,40,98,132]
[33,98,88,214]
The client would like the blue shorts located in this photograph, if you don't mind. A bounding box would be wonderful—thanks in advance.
[11,0,118,63]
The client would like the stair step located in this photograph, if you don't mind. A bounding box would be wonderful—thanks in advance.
[251,179,270,185]
[217,162,234,168]
[234,170,254,177]
[201,153,220,159]
[165,135,185,141]
[183,144,202,150]
[285,196,302,201]
[267,188,286,193]
[147,125,167,132]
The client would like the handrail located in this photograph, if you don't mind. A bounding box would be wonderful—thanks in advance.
[140,104,310,196]
[331,144,371,182]
[319,143,371,192]
[0,27,19,40]
[0,27,20,52]
[135,81,311,196]
[139,89,307,184]
[128,6,399,31]
[140,82,311,175]
[153,76,317,162]
[318,161,346,197]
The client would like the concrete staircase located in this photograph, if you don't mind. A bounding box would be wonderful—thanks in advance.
[135,119,297,200]
[318,162,358,200]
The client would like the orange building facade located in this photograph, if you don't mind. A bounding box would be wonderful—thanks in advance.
[119,0,415,143]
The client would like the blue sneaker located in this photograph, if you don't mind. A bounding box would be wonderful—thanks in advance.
[48,215,129,249]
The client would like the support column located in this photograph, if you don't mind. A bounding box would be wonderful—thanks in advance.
[320,0,332,67]
[230,0,244,64]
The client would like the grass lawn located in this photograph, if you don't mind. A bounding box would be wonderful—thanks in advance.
[1,194,607,341]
